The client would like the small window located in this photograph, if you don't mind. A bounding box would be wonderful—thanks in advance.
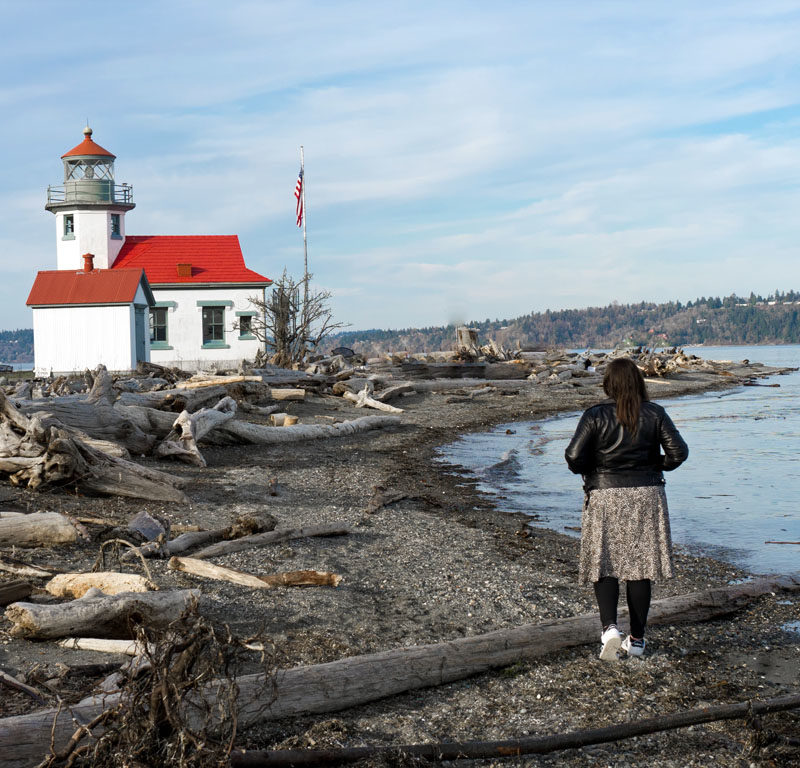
[64,215,74,236]
[239,315,252,335]
[110,214,121,236]
[202,306,225,344]
[149,307,168,343]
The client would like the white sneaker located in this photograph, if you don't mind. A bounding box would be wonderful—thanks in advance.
[621,635,646,657]
[599,624,623,660]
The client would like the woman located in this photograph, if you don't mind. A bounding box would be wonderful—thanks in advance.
[565,357,688,660]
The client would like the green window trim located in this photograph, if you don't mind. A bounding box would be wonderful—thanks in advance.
[201,341,231,349]
[235,310,258,316]
[238,334,257,341]
[196,300,234,307]
[62,234,76,241]
[154,301,177,308]
[150,342,173,350]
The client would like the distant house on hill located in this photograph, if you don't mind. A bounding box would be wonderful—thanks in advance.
[27,126,272,376]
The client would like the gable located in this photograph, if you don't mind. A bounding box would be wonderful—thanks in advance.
[113,235,272,286]
[27,268,154,307]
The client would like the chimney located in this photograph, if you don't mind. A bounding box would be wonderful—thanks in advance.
[82,253,95,273]
[176,263,192,277]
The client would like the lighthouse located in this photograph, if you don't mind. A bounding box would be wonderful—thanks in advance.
[45,126,135,271]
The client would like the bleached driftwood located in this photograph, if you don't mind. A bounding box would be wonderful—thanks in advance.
[343,387,404,413]
[154,396,237,466]
[0,511,83,547]
[0,393,188,502]
[58,638,143,655]
[2,576,797,768]
[210,414,402,446]
[0,558,52,580]
[168,557,342,588]
[374,382,415,402]
[269,388,306,401]
[4,588,200,640]
[124,515,277,560]
[238,402,281,417]
[45,572,156,599]
[18,366,154,455]
[192,522,351,560]
[117,385,228,414]
[175,375,263,389]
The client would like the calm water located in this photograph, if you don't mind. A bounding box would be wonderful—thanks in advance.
[438,345,800,575]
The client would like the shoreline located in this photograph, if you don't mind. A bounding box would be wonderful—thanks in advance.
[1,364,798,766]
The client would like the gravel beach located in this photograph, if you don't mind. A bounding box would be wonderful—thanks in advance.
[1,363,798,767]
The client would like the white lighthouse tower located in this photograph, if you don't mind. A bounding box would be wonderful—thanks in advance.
[45,126,135,271]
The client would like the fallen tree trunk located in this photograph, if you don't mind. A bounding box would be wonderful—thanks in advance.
[124,515,277,560]
[19,365,154,455]
[191,523,351,560]
[1,576,797,768]
[0,558,53,580]
[0,393,189,502]
[58,638,142,655]
[117,385,229,413]
[4,588,199,640]
[168,556,342,588]
[0,512,82,547]
[0,579,32,607]
[210,414,402,446]
[230,692,800,767]
[342,387,404,413]
[154,396,237,466]
[45,572,156,599]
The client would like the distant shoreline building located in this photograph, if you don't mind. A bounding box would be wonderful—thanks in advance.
[27,127,272,375]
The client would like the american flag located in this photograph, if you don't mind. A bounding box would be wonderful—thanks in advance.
[294,168,304,228]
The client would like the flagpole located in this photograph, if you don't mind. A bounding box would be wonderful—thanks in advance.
[300,145,309,345]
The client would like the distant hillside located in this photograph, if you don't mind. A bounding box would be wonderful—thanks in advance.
[0,328,33,364]
[326,291,800,356]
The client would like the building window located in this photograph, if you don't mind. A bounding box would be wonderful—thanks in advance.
[240,315,251,334]
[63,214,74,238]
[202,306,225,344]
[150,307,168,344]
[110,214,121,237]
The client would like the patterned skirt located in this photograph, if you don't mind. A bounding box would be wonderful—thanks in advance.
[579,485,674,585]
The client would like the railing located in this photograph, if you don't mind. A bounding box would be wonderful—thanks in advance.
[47,183,134,205]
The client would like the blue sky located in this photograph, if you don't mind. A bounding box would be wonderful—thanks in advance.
[3,1,800,332]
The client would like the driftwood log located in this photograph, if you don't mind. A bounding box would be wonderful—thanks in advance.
[154,396,237,466]
[0,579,32,607]
[45,572,156,599]
[230,692,800,767]
[58,638,142,655]
[0,558,53,579]
[211,414,402,446]
[168,556,342,588]
[191,523,351,560]
[124,515,277,560]
[0,512,82,547]
[0,392,189,502]
[1,576,796,767]
[342,387,404,413]
[18,365,154,455]
[4,588,199,640]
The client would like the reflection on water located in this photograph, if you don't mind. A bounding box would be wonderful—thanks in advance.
[437,345,800,575]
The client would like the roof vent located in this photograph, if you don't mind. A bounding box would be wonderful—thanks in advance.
[176,263,192,277]
[82,253,95,273]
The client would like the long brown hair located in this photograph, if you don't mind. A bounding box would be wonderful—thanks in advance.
[602,358,649,433]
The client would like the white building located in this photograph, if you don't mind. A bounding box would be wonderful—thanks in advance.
[28,127,271,374]
[27,256,154,375]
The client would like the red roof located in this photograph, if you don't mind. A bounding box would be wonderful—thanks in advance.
[62,130,115,159]
[27,268,151,306]
[113,235,271,286]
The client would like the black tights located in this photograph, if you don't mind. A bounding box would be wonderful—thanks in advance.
[593,577,651,638]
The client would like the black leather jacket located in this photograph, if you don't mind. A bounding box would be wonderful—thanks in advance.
[565,400,688,491]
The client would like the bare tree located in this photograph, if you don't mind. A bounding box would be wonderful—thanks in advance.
[238,269,346,367]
